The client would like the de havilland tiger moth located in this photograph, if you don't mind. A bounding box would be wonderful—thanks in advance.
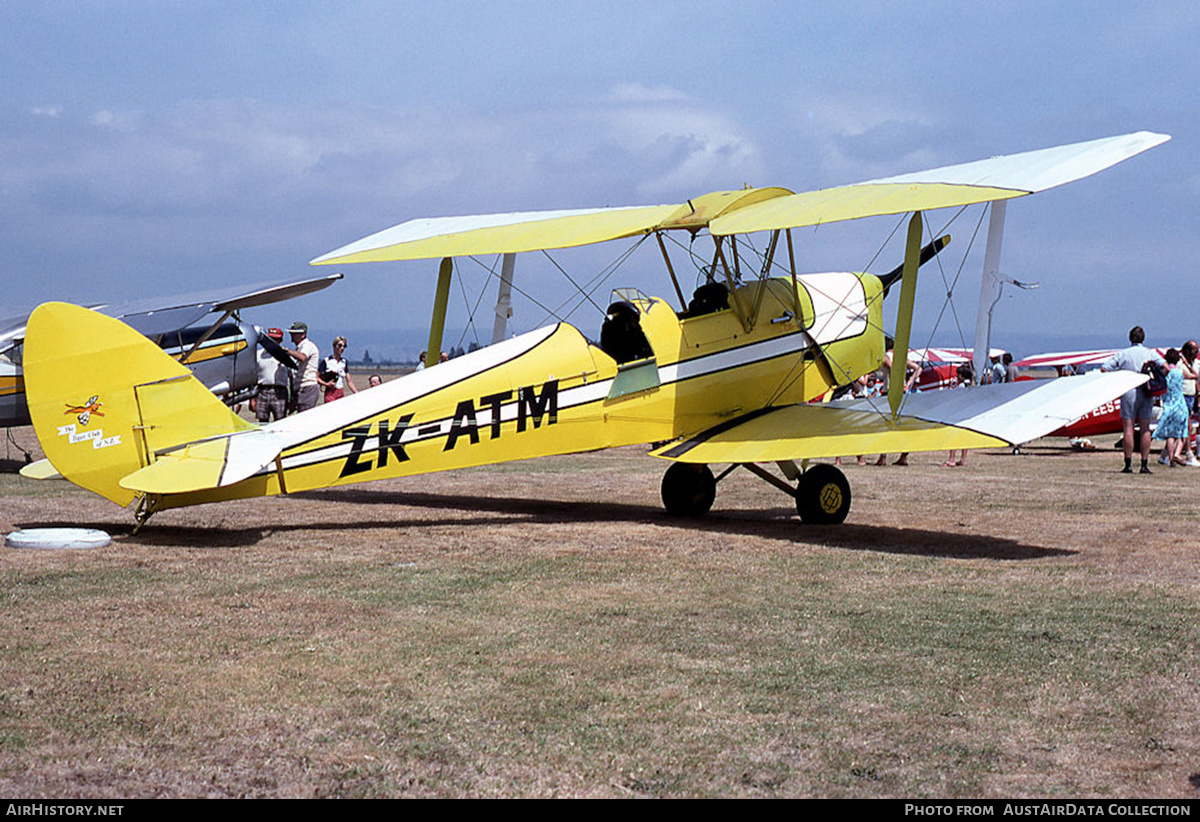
[20,131,1168,530]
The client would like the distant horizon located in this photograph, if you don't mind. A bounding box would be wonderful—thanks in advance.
[298,324,1177,368]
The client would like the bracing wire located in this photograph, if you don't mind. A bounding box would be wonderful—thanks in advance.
[536,235,651,327]
[441,200,990,422]
[761,204,985,416]
[449,235,653,344]
[913,206,987,359]
[760,214,911,409]
[451,256,492,351]
[458,254,564,326]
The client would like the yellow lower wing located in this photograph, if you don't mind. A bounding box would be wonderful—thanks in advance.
[652,404,1004,464]
[651,372,1145,464]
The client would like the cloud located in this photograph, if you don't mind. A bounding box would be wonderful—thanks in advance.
[0,79,1183,343]
[603,83,691,104]
[0,92,767,312]
[774,89,974,189]
[590,85,765,198]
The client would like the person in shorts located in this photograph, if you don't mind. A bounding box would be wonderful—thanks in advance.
[1101,326,1164,474]
[252,327,290,423]
[319,336,358,403]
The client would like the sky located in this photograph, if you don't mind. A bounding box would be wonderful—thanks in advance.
[1,0,1196,360]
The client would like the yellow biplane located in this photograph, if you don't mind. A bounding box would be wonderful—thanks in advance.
[21,132,1167,530]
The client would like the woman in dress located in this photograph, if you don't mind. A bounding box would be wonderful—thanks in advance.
[1155,348,1189,466]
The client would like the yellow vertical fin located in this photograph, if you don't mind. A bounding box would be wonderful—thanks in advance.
[23,302,254,506]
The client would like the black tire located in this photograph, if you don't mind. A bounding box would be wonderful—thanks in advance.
[795,463,851,524]
[661,463,716,517]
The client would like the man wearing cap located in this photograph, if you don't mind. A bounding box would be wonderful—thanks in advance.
[286,321,320,413]
[252,327,291,423]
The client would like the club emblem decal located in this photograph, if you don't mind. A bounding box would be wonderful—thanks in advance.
[64,395,104,426]
[58,395,121,450]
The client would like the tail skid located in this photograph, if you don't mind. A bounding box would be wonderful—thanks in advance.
[23,302,255,507]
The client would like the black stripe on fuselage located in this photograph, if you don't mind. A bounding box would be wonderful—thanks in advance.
[282,324,566,452]
[265,328,817,477]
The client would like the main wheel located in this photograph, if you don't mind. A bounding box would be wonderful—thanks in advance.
[661,463,716,517]
[795,463,851,524]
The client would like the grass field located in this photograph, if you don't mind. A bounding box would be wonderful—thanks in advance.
[1,424,1198,798]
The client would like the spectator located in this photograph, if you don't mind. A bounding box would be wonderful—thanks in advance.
[368,374,383,388]
[1155,348,1189,466]
[286,321,320,413]
[944,364,974,466]
[1002,352,1019,382]
[252,327,289,423]
[874,350,919,466]
[1100,325,1164,474]
[1152,345,1190,465]
[989,355,1004,385]
[319,336,357,403]
[1178,340,1199,466]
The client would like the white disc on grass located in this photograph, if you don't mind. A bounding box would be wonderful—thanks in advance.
[5,528,111,550]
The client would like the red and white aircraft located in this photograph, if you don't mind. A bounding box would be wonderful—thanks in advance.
[908,347,1007,391]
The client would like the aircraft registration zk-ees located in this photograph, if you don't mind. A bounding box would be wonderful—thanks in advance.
[20,132,1168,531]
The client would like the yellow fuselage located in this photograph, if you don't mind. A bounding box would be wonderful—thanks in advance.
[157,272,885,510]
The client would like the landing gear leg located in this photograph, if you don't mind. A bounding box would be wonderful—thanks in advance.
[738,461,852,524]
[132,495,160,536]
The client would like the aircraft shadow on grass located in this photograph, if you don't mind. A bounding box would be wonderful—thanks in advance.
[27,486,1075,560]
[310,488,1075,560]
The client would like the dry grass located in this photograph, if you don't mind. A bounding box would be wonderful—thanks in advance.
[1,424,1198,798]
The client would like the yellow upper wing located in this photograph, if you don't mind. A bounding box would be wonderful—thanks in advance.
[712,130,1169,236]
[310,188,795,265]
[707,183,1023,236]
[312,132,1168,264]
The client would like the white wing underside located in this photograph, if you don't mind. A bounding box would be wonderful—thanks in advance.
[652,372,1146,464]
[833,372,1145,445]
[860,131,1168,191]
